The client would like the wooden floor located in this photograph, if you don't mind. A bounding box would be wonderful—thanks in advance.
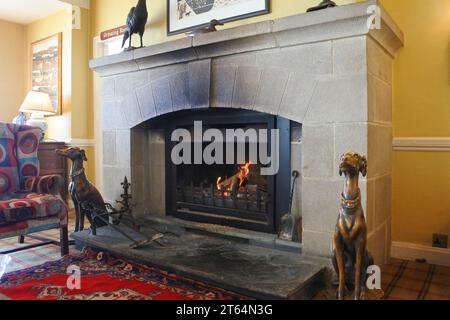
[382,258,450,300]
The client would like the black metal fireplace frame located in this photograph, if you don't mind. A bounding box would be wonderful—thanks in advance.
[164,109,291,234]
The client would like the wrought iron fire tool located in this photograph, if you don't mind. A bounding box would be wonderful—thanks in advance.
[278,171,300,241]
[106,176,139,229]
[81,201,165,249]
[82,176,179,249]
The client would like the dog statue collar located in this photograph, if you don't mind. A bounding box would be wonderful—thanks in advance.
[341,191,361,210]
[71,168,85,178]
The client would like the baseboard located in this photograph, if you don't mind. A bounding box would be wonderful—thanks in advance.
[391,241,450,267]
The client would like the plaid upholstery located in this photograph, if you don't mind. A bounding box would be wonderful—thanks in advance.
[0,122,67,242]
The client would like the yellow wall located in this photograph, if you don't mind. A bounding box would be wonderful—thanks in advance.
[72,8,92,140]
[25,10,72,141]
[392,152,450,245]
[381,0,450,246]
[25,8,94,182]
[382,0,450,138]
[0,20,25,123]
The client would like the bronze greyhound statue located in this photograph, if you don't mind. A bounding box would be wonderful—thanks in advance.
[56,148,107,232]
[333,152,374,300]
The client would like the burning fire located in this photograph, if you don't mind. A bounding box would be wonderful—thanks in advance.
[239,162,251,187]
[217,162,252,196]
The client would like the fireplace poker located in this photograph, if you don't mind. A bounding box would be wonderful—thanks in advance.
[278,170,300,241]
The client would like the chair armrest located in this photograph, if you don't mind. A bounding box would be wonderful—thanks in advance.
[21,175,65,196]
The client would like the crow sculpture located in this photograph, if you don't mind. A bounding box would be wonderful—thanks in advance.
[122,0,148,51]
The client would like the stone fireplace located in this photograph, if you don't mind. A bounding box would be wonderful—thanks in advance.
[90,0,403,265]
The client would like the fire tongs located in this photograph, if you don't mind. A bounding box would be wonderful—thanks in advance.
[81,201,177,249]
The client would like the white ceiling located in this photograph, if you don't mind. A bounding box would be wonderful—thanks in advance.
[0,0,72,25]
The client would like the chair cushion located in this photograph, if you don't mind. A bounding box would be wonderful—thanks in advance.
[15,127,41,178]
[0,193,67,226]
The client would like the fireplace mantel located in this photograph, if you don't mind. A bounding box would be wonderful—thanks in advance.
[91,0,403,262]
[90,0,403,77]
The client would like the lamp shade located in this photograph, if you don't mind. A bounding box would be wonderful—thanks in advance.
[19,91,55,116]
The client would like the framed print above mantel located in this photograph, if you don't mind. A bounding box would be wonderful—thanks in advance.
[31,33,62,115]
[168,0,270,35]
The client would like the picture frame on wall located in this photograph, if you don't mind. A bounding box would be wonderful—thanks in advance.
[31,33,62,115]
[167,0,270,35]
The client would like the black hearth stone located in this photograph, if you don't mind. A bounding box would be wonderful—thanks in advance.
[72,222,329,300]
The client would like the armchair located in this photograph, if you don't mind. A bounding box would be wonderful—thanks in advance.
[0,123,69,256]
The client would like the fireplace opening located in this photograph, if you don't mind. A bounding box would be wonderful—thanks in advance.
[174,122,271,228]
[163,109,294,234]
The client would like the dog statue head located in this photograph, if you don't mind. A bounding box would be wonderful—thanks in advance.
[56,147,88,162]
[339,152,367,177]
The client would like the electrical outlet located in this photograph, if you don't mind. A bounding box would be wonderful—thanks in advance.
[432,234,448,249]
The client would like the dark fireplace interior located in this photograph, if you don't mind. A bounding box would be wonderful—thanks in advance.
[173,122,272,231]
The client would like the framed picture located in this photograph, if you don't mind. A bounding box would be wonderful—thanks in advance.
[167,0,270,35]
[31,33,62,115]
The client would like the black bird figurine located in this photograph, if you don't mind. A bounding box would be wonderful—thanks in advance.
[122,0,149,51]
[186,19,224,37]
[307,0,337,12]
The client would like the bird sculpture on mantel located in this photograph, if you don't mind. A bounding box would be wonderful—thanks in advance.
[122,0,148,51]
[307,0,337,12]
[186,19,224,37]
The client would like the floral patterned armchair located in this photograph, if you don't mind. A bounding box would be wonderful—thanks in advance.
[0,123,69,256]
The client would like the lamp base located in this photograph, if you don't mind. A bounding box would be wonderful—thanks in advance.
[26,113,47,141]
[12,112,28,126]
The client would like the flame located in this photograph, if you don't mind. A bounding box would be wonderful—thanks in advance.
[216,162,252,196]
[216,177,222,190]
[239,162,251,187]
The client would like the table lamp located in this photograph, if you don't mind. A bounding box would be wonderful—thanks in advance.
[19,91,55,140]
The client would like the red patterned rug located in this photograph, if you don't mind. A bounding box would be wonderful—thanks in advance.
[0,248,247,300]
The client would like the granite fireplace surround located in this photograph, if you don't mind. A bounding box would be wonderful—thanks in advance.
[90,1,403,265]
